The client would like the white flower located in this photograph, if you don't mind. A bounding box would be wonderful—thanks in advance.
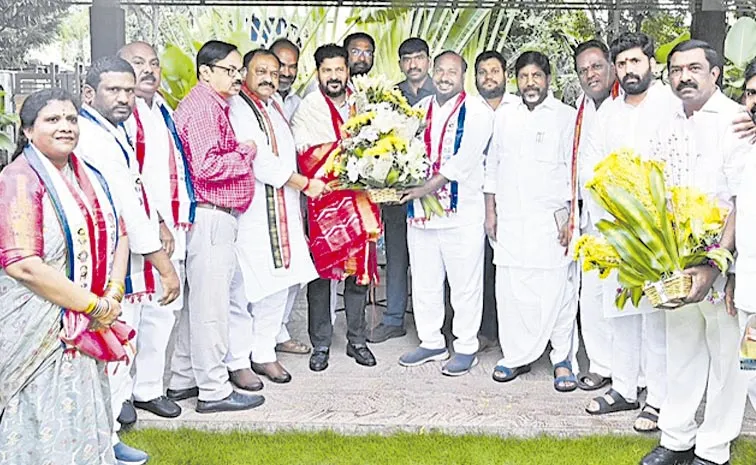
[358,126,380,143]
[346,157,360,183]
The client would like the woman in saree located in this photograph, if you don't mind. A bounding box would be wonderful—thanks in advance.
[0,88,133,465]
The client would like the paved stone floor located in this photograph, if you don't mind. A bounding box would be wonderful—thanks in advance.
[139,279,756,438]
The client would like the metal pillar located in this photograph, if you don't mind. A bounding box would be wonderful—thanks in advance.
[89,0,125,62]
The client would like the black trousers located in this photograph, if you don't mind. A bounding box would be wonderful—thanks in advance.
[307,276,368,348]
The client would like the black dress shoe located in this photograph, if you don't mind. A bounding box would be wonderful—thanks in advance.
[134,396,182,418]
[196,391,265,414]
[346,343,377,367]
[692,457,729,465]
[117,400,137,427]
[251,361,292,384]
[309,347,330,372]
[166,386,199,401]
[640,446,695,465]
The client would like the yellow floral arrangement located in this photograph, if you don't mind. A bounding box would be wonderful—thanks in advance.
[575,149,733,309]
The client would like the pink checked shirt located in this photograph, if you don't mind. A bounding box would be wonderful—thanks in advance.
[174,82,255,211]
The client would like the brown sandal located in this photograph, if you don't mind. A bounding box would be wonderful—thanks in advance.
[275,339,311,354]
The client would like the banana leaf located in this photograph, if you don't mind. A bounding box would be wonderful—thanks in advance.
[647,164,680,267]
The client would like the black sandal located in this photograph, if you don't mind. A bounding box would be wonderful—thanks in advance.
[577,372,612,391]
[633,404,660,433]
[585,388,640,415]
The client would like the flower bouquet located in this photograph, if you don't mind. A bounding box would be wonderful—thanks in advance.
[324,75,445,217]
[575,149,733,309]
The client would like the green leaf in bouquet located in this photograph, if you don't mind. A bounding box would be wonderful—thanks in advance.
[617,263,647,288]
[630,286,644,308]
[706,247,734,274]
[385,168,400,186]
[615,287,630,310]
[596,220,662,281]
[647,164,680,267]
[679,252,707,270]
[603,184,675,271]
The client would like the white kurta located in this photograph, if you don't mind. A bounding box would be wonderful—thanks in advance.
[228,95,317,303]
[574,94,615,378]
[485,95,578,368]
[406,93,492,355]
[120,96,189,403]
[653,90,750,464]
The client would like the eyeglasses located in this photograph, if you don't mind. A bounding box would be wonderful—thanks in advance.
[577,62,606,78]
[350,48,374,59]
[210,64,246,77]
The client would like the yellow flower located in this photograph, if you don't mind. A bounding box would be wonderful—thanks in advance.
[575,234,620,278]
[342,111,376,133]
[363,133,408,157]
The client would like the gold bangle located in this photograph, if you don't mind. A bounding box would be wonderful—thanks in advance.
[84,295,98,314]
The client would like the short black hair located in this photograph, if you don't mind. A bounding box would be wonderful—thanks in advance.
[746,58,756,89]
[85,56,135,89]
[270,37,299,59]
[196,40,238,79]
[434,50,468,73]
[475,50,506,74]
[314,43,348,69]
[667,39,723,73]
[609,32,655,63]
[398,38,429,58]
[243,48,280,70]
[574,39,610,71]
[343,32,375,52]
[515,51,551,77]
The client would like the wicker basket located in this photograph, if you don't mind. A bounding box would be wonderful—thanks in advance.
[643,273,692,309]
[367,188,402,204]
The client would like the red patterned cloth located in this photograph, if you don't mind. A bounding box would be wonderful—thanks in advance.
[173,82,256,211]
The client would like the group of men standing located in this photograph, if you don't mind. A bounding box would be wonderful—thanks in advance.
[73,26,756,465]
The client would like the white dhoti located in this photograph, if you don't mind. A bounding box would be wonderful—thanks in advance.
[741,310,756,409]
[250,286,299,363]
[576,226,613,378]
[659,301,748,464]
[496,265,578,368]
[610,312,666,405]
[407,222,485,355]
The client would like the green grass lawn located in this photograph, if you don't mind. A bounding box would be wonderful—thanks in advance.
[122,429,756,465]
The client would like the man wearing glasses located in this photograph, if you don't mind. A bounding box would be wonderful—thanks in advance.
[344,32,375,77]
[169,40,265,413]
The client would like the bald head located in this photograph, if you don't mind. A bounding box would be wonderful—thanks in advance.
[119,41,161,102]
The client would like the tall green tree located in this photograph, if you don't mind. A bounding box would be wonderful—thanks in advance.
[0,0,69,67]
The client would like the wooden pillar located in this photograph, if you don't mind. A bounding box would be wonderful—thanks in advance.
[89,0,125,62]
[691,0,726,57]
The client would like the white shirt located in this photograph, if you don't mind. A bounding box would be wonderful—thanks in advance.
[123,96,187,259]
[485,95,576,268]
[736,144,756,312]
[228,94,318,302]
[76,104,161,255]
[273,91,302,121]
[581,83,680,226]
[575,94,602,229]
[413,92,494,230]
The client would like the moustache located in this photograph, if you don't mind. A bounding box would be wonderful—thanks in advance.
[141,74,156,83]
[622,73,641,83]
[279,75,293,81]
[259,82,275,89]
[114,104,130,111]
[233,79,243,86]
[524,86,540,94]
[676,80,698,91]
[327,79,343,86]
[437,81,453,87]
[408,68,422,73]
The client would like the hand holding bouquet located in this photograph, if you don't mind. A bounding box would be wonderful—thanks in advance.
[324,75,445,217]
[575,149,733,309]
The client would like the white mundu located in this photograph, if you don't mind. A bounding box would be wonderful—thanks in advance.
[76,103,162,444]
[653,89,750,464]
[573,92,615,380]
[734,145,756,410]
[486,94,577,369]
[122,95,189,405]
[227,92,318,365]
[580,82,678,407]
[408,92,493,356]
